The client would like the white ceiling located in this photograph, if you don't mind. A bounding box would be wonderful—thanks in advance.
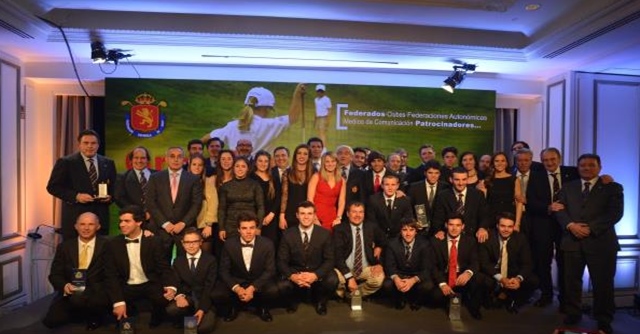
[2,0,640,80]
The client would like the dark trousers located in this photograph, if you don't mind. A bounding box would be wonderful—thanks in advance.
[530,217,564,302]
[277,271,339,306]
[478,273,539,305]
[432,276,483,312]
[166,295,217,334]
[211,281,279,311]
[122,282,171,317]
[564,249,617,326]
[382,277,434,305]
[42,290,110,328]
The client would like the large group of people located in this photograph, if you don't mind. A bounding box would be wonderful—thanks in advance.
[44,129,623,334]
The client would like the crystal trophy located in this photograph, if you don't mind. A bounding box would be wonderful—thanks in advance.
[351,288,363,311]
[449,293,461,321]
[184,316,198,334]
[71,268,87,293]
[414,204,430,232]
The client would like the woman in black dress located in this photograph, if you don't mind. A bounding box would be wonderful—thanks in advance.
[477,152,523,230]
[251,150,281,244]
[279,144,313,230]
[218,156,264,241]
[459,151,484,187]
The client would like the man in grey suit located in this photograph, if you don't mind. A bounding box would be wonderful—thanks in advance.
[47,129,117,239]
[146,146,203,258]
[555,154,623,334]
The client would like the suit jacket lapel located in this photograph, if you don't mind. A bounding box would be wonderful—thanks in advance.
[71,240,80,268]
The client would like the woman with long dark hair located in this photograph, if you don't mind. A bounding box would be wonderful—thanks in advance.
[251,150,281,244]
[187,154,218,253]
[477,152,523,230]
[279,144,313,230]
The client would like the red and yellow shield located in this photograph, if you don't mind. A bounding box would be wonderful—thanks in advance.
[130,104,159,132]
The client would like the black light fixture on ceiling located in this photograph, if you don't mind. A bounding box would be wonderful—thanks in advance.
[90,41,132,64]
[442,63,477,93]
[91,41,107,63]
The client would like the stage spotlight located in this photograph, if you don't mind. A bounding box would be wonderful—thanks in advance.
[442,70,466,93]
[91,41,107,64]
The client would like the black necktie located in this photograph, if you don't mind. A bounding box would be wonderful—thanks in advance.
[551,172,560,202]
[242,243,253,248]
[341,166,348,179]
[189,257,197,272]
[353,227,363,277]
[456,193,465,215]
[88,158,98,190]
[125,238,139,244]
[428,185,435,206]
[582,182,591,199]
[139,171,148,204]
[303,232,310,252]
[404,245,411,263]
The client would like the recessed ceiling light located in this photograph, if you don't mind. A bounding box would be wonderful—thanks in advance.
[525,4,541,11]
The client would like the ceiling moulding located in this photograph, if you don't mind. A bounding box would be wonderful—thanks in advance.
[358,0,517,12]
[526,0,640,59]
[42,9,528,49]
[48,29,528,62]
[0,1,49,40]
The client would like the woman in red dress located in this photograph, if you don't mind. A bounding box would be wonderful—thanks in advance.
[307,151,346,232]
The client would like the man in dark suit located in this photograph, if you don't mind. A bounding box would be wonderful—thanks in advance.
[42,212,109,330]
[439,146,458,184]
[362,151,391,200]
[432,167,491,243]
[366,174,414,240]
[407,160,450,237]
[204,137,224,177]
[431,214,483,319]
[382,219,434,310]
[166,227,217,333]
[146,146,203,258]
[337,145,365,208]
[554,154,623,334]
[213,213,278,322]
[114,146,157,234]
[105,205,178,328]
[510,141,545,173]
[271,146,290,188]
[479,212,537,314]
[277,201,338,315]
[405,144,436,184]
[526,147,579,308]
[47,129,117,239]
[334,202,386,299]
[183,139,204,170]
[513,148,534,236]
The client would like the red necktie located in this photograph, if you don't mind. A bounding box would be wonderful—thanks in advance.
[448,239,458,287]
[374,174,381,193]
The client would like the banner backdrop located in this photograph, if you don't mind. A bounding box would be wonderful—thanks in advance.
[105,78,495,170]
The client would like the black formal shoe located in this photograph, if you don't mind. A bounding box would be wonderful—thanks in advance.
[86,321,100,331]
[563,314,582,325]
[469,309,483,320]
[258,308,273,322]
[506,300,519,314]
[315,302,327,315]
[409,303,421,311]
[223,308,238,322]
[286,303,298,314]
[534,296,552,307]
[394,299,406,310]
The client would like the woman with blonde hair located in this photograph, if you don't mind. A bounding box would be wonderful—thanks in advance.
[187,154,218,254]
[201,84,305,153]
[308,151,346,232]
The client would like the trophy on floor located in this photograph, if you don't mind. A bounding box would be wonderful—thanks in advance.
[184,316,198,334]
[119,317,136,334]
[71,268,87,293]
[414,204,430,234]
[449,293,461,321]
[351,287,363,311]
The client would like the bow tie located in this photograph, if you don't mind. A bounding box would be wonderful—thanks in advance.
[125,239,140,244]
[241,243,253,248]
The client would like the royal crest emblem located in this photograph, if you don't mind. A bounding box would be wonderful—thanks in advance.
[122,93,167,138]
